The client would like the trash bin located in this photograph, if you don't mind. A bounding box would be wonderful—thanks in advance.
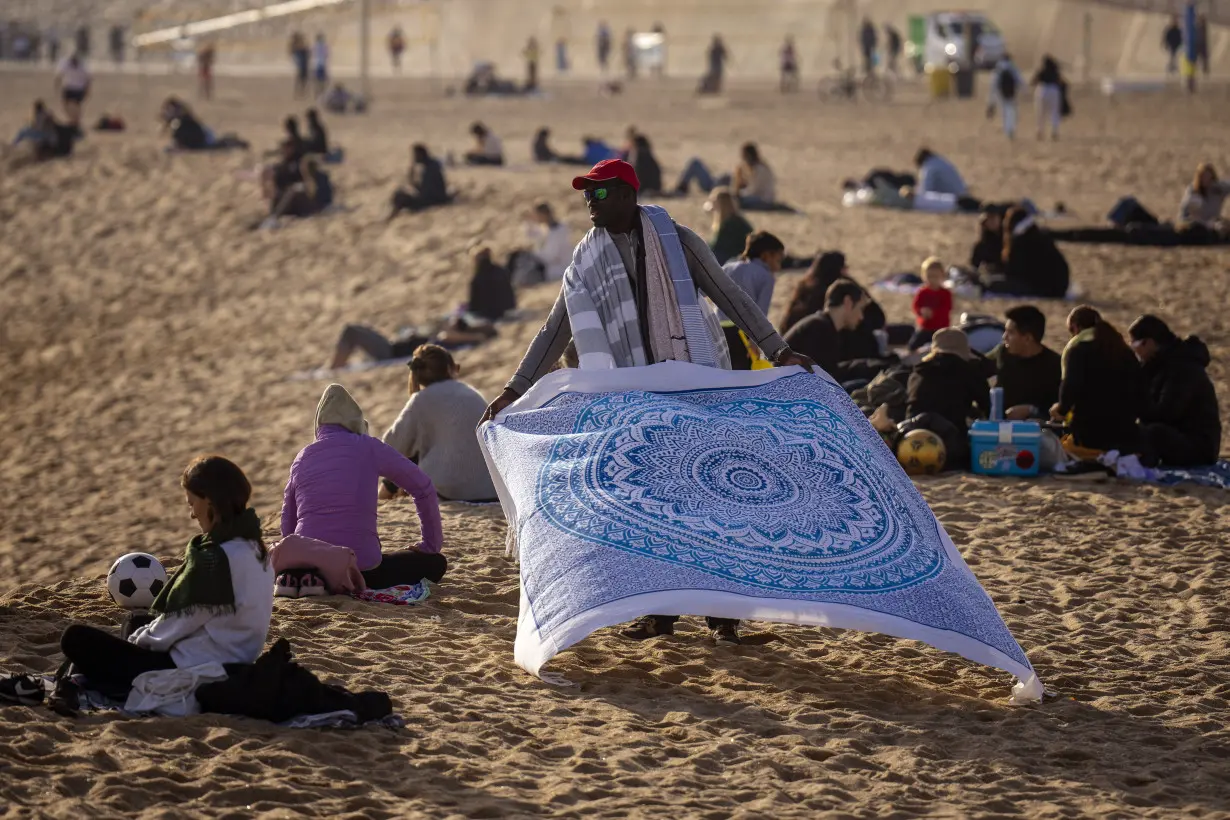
[927,64,951,98]
[954,66,976,98]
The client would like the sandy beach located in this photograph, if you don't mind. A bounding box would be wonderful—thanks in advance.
[2,70,1229,817]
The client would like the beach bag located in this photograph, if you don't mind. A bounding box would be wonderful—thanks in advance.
[997,68,1017,101]
[1059,82,1073,117]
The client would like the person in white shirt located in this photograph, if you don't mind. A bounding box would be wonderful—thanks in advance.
[56,456,274,694]
[511,203,573,285]
[312,34,330,96]
[54,53,91,122]
[464,122,504,166]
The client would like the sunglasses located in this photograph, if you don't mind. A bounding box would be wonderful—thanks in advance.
[582,187,611,203]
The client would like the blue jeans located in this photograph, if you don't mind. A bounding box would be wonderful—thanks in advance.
[12,126,42,146]
[675,158,731,193]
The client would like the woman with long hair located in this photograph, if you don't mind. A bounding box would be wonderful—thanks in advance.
[707,187,754,265]
[1178,163,1230,234]
[994,206,1070,298]
[781,251,848,333]
[1051,306,1143,453]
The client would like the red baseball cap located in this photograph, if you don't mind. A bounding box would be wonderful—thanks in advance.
[571,159,640,192]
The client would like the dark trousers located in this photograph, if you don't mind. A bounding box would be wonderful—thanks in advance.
[652,615,739,630]
[390,189,444,216]
[908,328,936,351]
[722,324,753,371]
[1139,423,1217,468]
[361,551,448,590]
[464,154,504,166]
[60,623,175,691]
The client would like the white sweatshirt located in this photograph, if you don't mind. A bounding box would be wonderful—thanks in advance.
[130,538,275,669]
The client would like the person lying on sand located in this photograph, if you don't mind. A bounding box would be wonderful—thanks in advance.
[0,456,274,709]
[327,316,498,371]
[281,384,446,590]
[158,97,248,152]
[481,158,816,646]
[381,345,498,503]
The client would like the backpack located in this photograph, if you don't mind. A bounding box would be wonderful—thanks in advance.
[997,67,1017,101]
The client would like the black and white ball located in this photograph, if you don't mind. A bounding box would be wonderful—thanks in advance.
[106,553,168,609]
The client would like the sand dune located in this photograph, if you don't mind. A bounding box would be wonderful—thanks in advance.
[1,71,1229,817]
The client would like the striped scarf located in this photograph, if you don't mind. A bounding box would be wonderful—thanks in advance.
[562,204,728,371]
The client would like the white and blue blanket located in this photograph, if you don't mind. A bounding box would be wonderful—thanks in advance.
[479,362,1042,703]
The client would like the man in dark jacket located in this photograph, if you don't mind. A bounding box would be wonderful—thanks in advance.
[905,328,990,467]
[1129,315,1221,466]
[990,305,1061,420]
[783,279,892,387]
[389,143,449,220]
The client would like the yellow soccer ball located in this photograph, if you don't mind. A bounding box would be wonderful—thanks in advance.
[896,429,947,476]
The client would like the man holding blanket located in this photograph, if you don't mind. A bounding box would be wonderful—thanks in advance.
[482,159,815,646]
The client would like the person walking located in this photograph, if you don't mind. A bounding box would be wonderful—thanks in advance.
[988,54,1024,140]
[1163,16,1183,75]
[596,21,612,74]
[779,36,799,93]
[387,26,406,71]
[312,34,330,97]
[523,36,540,92]
[1031,55,1065,141]
[290,32,310,98]
[884,23,903,77]
[860,18,878,76]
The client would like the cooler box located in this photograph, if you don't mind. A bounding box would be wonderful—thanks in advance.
[970,421,1041,476]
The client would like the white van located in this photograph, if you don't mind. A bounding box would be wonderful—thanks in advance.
[923,12,1006,70]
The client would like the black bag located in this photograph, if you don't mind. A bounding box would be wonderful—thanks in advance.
[997,68,1017,101]
[1059,81,1073,117]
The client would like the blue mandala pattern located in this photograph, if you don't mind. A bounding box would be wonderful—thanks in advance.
[533,378,946,594]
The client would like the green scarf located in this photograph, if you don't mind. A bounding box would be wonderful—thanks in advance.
[150,508,263,618]
[1061,327,1096,379]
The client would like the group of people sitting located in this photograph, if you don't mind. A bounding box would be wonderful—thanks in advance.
[11,99,82,162]
[255,110,338,227]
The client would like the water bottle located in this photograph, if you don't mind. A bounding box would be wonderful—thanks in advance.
[990,386,1004,422]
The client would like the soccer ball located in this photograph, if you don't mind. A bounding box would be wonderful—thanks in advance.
[896,429,947,476]
[107,553,168,610]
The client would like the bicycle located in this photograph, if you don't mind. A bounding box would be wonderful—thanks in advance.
[817,61,893,102]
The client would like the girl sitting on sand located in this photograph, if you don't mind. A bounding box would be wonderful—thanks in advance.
[281,384,445,590]
[1051,306,1143,455]
[706,188,754,265]
[381,345,497,503]
[15,457,274,701]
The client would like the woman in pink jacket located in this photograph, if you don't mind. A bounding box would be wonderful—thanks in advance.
[281,384,445,589]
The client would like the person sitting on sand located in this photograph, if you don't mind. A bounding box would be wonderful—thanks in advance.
[467,246,517,322]
[719,231,785,369]
[905,327,990,468]
[970,205,1007,275]
[987,207,1070,299]
[509,203,573,285]
[282,115,307,161]
[987,305,1062,421]
[465,122,504,166]
[912,147,968,199]
[265,154,333,225]
[381,345,498,502]
[1128,315,1221,467]
[54,52,91,123]
[626,132,663,195]
[479,158,817,646]
[319,83,366,114]
[303,108,329,155]
[1051,306,1142,455]
[780,251,904,355]
[11,100,78,161]
[282,384,445,590]
[1178,163,1229,236]
[783,279,890,387]
[389,143,450,219]
[15,456,275,699]
[676,142,778,210]
[707,188,754,265]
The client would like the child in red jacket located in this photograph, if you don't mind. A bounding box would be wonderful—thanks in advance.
[911,256,953,350]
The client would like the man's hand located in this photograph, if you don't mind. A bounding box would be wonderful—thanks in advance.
[773,348,816,373]
[920,307,933,320]
[1049,403,1064,422]
[1004,405,1033,421]
[481,387,522,423]
[377,484,397,501]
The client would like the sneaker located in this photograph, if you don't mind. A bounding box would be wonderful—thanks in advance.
[0,673,45,706]
[620,616,674,640]
[711,623,742,646]
[274,573,301,599]
[47,676,80,717]
[298,572,327,597]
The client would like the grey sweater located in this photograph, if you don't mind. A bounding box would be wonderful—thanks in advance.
[1178,181,1230,227]
[506,221,786,395]
[382,379,497,502]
